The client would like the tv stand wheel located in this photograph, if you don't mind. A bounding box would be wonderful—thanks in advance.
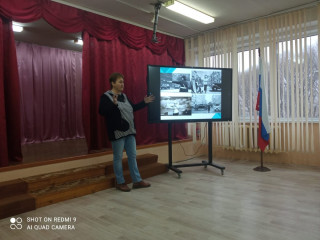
[177,173,181,178]
[202,161,207,168]
[221,169,224,175]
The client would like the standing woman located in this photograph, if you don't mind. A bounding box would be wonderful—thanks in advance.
[99,73,155,192]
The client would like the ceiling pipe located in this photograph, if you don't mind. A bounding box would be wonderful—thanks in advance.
[152,2,162,43]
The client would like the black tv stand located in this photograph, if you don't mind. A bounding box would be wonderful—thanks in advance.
[167,122,225,178]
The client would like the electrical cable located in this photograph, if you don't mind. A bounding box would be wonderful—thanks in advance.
[179,123,208,156]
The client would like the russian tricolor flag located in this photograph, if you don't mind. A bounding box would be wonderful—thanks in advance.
[256,56,270,152]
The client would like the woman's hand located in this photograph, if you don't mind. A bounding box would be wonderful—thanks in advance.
[144,95,155,104]
[113,94,118,105]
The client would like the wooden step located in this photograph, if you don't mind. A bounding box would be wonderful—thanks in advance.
[24,163,110,192]
[123,162,169,184]
[0,194,35,219]
[24,153,159,192]
[139,162,168,179]
[1,154,166,218]
[0,179,28,199]
[33,175,114,208]
[32,162,168,208]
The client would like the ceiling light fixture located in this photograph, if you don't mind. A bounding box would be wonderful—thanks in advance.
[165,1,214,24]
[12,24,23,32]
[74,39,83,45]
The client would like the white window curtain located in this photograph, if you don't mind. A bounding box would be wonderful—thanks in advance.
[185,5,319,153]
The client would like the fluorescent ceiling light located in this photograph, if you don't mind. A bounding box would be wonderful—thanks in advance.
[12,24,23,32]
[74,39,83,45]
[166,1,214,24]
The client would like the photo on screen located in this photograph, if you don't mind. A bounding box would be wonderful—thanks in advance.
[191,93,221,114]
[191,70,222,93]
[160,95,192,116]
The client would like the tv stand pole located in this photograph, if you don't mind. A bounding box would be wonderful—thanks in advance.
[167,122,225,178]
[167,123,183,178]
[202,122,225,175]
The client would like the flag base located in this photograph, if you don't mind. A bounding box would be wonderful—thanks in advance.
[253,166,271,172]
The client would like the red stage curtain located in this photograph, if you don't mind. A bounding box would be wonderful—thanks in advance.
[0,17,22,166]
[0,0,184,64]
[0,0,186,152]
[82,32,187,150]
[16,41,84,144]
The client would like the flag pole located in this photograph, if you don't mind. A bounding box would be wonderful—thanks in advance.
[254,48,270,172]
[254,149,270,172]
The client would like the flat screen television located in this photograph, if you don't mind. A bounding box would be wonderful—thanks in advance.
[147,65,232,123]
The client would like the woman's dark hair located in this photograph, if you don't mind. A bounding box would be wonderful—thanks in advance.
[109,72,124,88]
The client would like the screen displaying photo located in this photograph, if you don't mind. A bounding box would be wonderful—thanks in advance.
[147,65,232,123]
[160,67,222,120]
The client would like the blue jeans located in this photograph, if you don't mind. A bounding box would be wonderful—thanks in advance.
[111,135,142,184]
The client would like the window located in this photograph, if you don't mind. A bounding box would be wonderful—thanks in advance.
[235,35,319,121]
[278,36,319,119]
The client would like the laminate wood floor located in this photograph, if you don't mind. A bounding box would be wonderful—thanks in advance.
[1,157,319,240]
